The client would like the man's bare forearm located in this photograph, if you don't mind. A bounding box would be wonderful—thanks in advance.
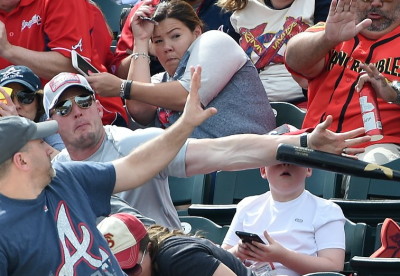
[185,134,301,176]
[285,31,336,78]
[1,46,75,80]
[113,114,199,193]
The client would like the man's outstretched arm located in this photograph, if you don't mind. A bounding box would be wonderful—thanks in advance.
[185,115,370,176]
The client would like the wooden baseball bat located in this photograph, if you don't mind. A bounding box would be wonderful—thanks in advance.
[276,144,400,181]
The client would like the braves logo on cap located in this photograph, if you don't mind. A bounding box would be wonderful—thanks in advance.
[0,66,24,82]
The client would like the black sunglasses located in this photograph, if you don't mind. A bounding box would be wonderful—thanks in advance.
[11,90,36,105]
[123,247,147,276]
[52,94,94,117]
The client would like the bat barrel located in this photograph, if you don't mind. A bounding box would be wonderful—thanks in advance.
[276,144,400,181]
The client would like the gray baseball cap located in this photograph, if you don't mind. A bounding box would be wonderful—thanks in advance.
[0,116,58,164]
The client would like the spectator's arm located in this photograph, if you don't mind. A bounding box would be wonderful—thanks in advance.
[285,31,331,78]
[0,43,75,80]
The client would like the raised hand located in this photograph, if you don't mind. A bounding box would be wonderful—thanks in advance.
[130,0,157,41]
[180,66,217,128]
[0,88,18,117]
[356,63,398,103]
[308,115,371,155]
[325,0,372,44]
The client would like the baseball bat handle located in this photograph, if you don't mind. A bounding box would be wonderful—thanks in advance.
[276,144,400,181]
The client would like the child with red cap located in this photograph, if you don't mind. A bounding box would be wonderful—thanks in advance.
[98,213,256,276]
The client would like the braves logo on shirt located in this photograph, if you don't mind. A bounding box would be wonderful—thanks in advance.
[21,14,42,31]
[55,202,112,275]
[72,39,83,52]
[239,16,310,70]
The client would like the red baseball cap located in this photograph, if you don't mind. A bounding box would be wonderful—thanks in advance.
[97,213,147,269]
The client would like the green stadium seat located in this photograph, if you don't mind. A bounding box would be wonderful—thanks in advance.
[179,216,228,245]
[270,101,306,128]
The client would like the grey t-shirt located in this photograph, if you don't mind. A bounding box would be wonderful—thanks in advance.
[53,125,188,229]
[153,30,276,138]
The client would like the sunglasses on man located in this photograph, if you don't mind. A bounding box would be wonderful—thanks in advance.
[51,94,94,117]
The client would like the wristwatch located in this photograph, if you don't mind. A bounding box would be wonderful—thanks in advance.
[300,133,308,148]
[390,80,400,104]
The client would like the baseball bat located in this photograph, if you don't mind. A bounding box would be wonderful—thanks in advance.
[276,144,400,181]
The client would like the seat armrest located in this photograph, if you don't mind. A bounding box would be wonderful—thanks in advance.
[350,256,400,275]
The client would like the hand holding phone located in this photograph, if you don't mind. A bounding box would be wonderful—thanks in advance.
[71,50,100,77]
[139,15,158,25]
[235,231,266,244]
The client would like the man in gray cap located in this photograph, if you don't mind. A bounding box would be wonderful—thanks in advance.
[1,66,369,274]
[0,67,216,275]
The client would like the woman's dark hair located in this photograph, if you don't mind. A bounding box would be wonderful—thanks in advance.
[34,90,45,123]
[152,0,204,32]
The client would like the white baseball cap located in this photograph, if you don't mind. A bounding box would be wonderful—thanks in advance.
[43,72,94,117]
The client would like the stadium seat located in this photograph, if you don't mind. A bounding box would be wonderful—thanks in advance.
[168,174,207,215]
[211,169,267,205]
[347,218,400,275]
[345,158,400,200]
[344,219,369,263]
[305,169,342,199]
[179,216,229,245]
[330,199,400,227]
[270,101,306,128]
[349,257,400,276]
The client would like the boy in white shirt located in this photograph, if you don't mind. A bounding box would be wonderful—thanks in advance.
[222,163,345,276]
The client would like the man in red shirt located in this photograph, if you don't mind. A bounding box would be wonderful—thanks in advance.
[285,0,400,165]
[0,0,128,125]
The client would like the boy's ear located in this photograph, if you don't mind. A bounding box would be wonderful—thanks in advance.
[306,168,312,178]
[260,167,267,179]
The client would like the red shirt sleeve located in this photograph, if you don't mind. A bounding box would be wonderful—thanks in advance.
[43,0,93,60]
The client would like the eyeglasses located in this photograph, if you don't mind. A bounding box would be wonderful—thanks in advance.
[51,94,94,117]
[124,247,147,276]
[11,90,36,105]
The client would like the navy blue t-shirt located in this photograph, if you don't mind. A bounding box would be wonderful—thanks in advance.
[0,161,125,276]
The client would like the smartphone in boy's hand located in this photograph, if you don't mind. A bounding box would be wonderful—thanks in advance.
[235,231,266,244]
